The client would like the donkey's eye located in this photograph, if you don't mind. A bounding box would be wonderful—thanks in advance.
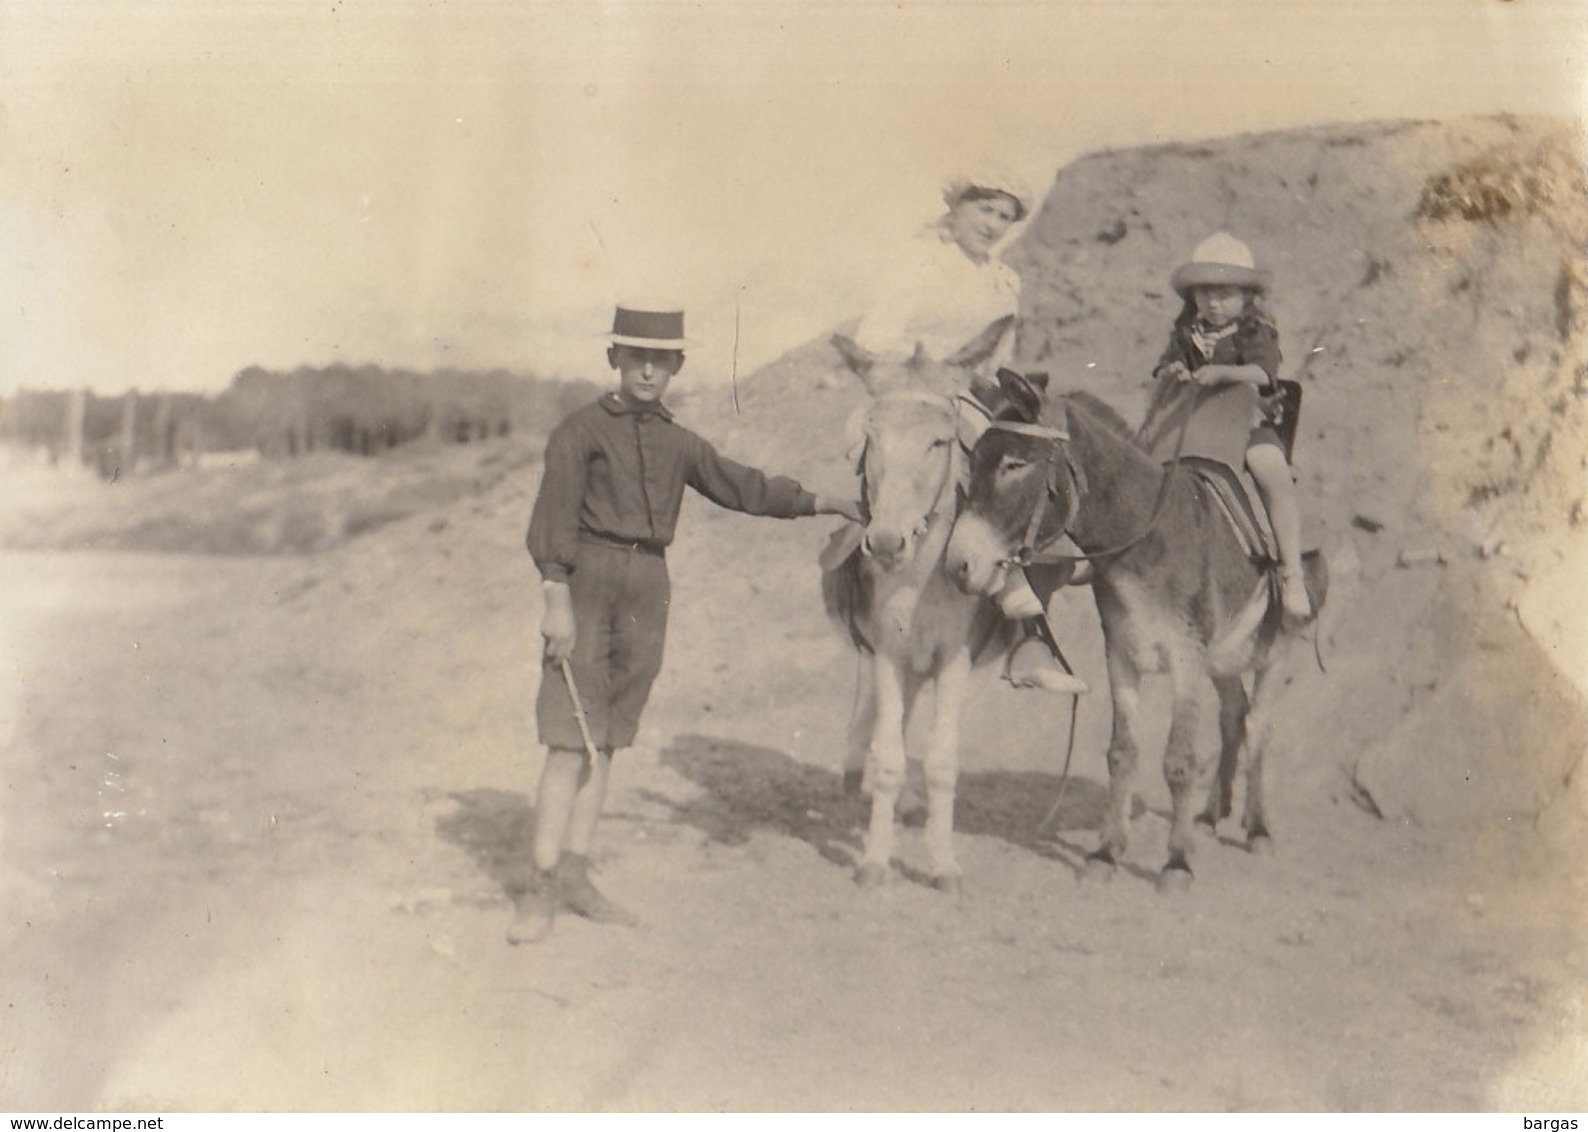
[928,437,952,450]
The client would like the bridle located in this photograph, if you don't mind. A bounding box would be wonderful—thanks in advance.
[856,394,965,559]
[989,399,1195,573]
[981,419,1082,570]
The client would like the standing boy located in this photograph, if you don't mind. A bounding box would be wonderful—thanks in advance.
[514,302,861,944]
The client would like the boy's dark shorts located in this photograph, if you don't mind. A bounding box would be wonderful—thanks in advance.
[538,539,671,753]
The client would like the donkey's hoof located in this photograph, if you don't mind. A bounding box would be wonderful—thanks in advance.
[1247,832,1275,857]
[1156,864,1194,895]
[1081,855,1116,884]
[855,862,890,889]
[932,874,963,896]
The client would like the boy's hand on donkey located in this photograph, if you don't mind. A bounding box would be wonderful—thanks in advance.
[817,494,866,524]
[541,581,577,659]
[1158,361,1192,384]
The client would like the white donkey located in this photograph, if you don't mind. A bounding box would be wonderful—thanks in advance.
[821,360,1014,892]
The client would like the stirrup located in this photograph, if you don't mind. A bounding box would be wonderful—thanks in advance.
[1004,634,1089,695]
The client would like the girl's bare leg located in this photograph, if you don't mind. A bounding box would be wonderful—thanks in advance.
[1247,444,1310,623]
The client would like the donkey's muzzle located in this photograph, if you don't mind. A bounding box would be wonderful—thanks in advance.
[861,528,909,567]
[944,512,1009,596]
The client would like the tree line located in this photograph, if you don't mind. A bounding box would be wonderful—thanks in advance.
[0,364,600,477]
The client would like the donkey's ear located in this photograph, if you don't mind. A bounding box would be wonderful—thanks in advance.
[954,393,992,450]
[830,333,875,380]
[844,403,870,467]
[996,367,1047,423]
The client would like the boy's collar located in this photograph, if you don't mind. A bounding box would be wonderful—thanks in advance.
[601,391,674,420]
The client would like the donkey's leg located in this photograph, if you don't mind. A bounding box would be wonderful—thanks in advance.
[1198,675,1247,831]
[898,671,930,824]
[858,653,908,887]
[1160,649,1213,892]
[1241,662,1279,855]
[841,651,875,798]
[922,646,972,892]
[1087,644,1143,881]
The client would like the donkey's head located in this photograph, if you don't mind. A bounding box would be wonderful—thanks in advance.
[945,368,1086,596]
[850,392,962,569]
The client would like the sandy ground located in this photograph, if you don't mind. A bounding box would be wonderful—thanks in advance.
[2,445,1585,1112]
[4,114,1587,1115]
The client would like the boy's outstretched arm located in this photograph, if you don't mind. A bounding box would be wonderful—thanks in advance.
[686,433,860,522]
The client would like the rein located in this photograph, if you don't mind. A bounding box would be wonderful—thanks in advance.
[997,400,1195,571]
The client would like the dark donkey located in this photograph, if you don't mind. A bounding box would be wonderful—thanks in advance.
[945,369,1327,892]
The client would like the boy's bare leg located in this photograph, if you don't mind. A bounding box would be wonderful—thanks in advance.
[509,746,588,944]
[532,747,591,871]
[1247,444,1311,623]
[540,747,636,925]
[559,748,612,860]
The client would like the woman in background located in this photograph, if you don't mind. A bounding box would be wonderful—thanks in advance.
[835,165,1087,694]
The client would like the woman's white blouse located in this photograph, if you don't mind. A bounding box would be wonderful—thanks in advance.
[852,226,1021,369]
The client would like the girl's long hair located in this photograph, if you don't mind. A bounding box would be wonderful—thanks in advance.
[1172,289,1275,334]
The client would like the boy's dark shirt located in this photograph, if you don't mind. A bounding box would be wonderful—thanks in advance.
[527,392,818,582]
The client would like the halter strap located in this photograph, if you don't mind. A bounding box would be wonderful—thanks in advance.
[857,394,964,557]
[986,419,1069,442]
[986,421,1078,566]
[1011,441,1082,567]
[1015,396,1199,570]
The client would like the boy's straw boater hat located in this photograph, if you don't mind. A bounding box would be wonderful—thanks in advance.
[1171,232,1271,296]
[607,302,696,350]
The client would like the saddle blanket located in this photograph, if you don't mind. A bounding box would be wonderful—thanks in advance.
[1180,456,1277,565]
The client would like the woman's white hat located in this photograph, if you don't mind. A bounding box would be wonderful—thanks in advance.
[1171,232,1271,295]
[942,163,1035,222]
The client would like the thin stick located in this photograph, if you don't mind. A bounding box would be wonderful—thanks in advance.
[730,292,742,416]
[558,657,602,762]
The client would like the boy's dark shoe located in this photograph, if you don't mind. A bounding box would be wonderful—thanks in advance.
[554,854,637,927]
[506,869,557,946]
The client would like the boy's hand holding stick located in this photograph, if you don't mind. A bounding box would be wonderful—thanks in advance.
[541,580,576,658]
[540,580,601,760]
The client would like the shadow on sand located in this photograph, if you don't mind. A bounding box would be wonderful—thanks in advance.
[651,732,1113,879]
[435,788,537,898]
[433,738,1124,896]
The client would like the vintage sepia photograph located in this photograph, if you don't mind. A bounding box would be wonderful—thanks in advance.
[2,0,1586,1114]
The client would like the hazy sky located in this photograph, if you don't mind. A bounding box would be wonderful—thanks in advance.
[2,0,1584,395]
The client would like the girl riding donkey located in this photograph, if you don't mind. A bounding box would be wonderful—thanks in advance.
[1138,232,1314,627]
